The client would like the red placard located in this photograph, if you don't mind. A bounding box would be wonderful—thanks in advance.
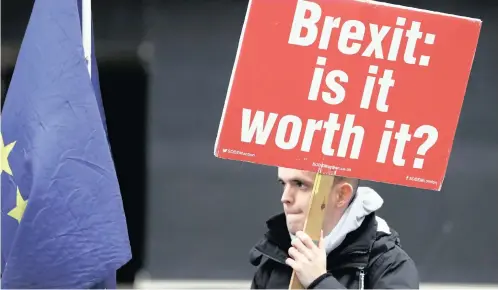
[214,0,481,190]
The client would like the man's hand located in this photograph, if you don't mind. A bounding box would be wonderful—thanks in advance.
[285,230,327,288]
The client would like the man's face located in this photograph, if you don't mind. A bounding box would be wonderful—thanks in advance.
[278,167,318,235]
[278,167,352,235]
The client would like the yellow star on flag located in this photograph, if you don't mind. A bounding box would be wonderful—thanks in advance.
[8,187,28,223]
[1,133,16,176]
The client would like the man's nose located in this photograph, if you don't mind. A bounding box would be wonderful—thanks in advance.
[281,185,294,204]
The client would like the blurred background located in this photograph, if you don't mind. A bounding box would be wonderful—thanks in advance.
[2,0,497,289]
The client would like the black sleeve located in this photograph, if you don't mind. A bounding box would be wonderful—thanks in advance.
[369,247,420,289]
[249,254,270,289]
[307,273,347,289]
[250,275,261,289]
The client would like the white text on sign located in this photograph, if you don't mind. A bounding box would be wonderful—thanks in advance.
[236,0,441,169]
[288,0,436,66]
[240,109,438,169]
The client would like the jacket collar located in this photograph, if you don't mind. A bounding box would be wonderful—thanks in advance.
[253,212,378,270]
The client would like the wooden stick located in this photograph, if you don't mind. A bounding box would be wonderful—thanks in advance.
[288,173,335,289]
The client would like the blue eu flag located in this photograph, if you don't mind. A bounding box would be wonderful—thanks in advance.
[1,0,132,288]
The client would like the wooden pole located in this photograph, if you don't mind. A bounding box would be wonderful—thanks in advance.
[288,173,335,289]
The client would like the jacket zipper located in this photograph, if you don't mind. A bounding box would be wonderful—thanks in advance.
[358,267,365,290]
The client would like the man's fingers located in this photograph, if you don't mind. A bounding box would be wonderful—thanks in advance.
[288,246,308,262]
[285,258,300,271]
[296,231,317,249]
[291,238,314,260]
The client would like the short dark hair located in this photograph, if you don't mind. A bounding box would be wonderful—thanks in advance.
[334,176,360,192]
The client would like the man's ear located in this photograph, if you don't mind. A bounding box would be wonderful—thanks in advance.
[336,182,354,208]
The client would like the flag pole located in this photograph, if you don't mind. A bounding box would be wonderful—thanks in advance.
[81,0,92,77]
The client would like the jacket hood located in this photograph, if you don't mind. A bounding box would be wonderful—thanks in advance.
[322,186,384,253]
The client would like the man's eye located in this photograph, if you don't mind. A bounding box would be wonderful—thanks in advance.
[295,181,307,190]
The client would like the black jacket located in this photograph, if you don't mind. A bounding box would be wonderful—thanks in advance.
[249,213,419,289]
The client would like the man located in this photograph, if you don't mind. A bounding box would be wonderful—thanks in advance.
[249,168,419,289]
